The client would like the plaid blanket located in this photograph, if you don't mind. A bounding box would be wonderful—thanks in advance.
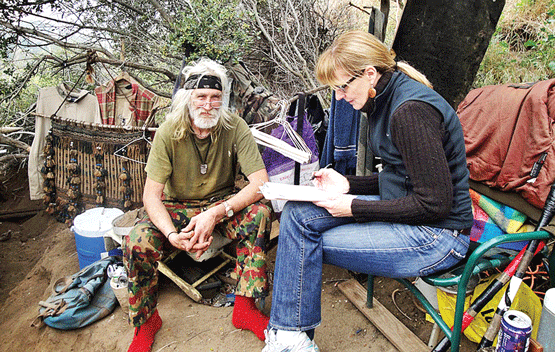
[469,189,535,251]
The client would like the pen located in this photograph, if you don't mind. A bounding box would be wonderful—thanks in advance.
[311,163,333,180]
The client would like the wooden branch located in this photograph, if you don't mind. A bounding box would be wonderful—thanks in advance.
[0,127,23,134]
[268,85,329,116]
[0,153,28,164]
[93,56,177,82]
[14,8,143,40]
[287,85,329,103]
[30,113,158,132]
[110,0,149,17]
[0,20,115,59]
[249,1,303,80]
[349,2,372,15]
[145,0,174,26]
[39,53,174,98]
[0,134,31,152]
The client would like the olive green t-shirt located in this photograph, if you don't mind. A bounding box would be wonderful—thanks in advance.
[145,114,265,200]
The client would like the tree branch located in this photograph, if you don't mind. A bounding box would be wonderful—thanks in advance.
[145,0,174,26]
[91,56,177,83]
[248,1,303,80]
[0,134,31,152]
[0,55,48,105]
[0,20,115,59]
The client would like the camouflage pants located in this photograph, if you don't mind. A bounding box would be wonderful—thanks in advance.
[122,198,272,327]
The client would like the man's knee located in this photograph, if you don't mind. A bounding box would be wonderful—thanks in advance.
[254,203,272,221]
[125,222,161,254]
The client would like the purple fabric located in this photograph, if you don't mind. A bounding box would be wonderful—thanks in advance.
[261,114,319,176]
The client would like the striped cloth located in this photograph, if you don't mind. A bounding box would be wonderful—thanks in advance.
[469,189,535,251]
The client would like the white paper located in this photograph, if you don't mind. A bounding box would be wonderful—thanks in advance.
[259,182,329,202]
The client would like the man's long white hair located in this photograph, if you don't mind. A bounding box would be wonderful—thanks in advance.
[166,58,233,140]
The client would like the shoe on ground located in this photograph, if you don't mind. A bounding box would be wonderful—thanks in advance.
[262,329,320,352]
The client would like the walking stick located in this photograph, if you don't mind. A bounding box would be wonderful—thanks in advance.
[432,183,555,352]
[477,183,555,350]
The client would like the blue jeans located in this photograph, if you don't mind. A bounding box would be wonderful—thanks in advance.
[268,196,469,331]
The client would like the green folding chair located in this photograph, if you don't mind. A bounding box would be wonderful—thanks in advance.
[365,182,555,352]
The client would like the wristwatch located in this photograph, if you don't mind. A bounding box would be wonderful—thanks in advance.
[223,201,234,218]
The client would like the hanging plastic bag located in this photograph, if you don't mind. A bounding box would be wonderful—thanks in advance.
[261,113,320,213]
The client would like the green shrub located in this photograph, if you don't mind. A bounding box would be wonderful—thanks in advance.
[475,0,555,87]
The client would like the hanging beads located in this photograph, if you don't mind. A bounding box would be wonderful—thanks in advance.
[118,147,133,210]
[41,132,57,214]
[93,144,107,205]
[63,141,82,224]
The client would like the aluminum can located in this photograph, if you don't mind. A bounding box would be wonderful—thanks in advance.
[496,310,532,352]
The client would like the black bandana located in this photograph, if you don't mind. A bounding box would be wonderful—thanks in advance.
[183,74,222,91]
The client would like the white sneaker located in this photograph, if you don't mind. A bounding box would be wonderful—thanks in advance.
[262,329,320,352]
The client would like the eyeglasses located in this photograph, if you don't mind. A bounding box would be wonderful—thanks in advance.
[336,71,364,93]
[193,99,223,109]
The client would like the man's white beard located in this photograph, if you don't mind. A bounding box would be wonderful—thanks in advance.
[190,106,220,130]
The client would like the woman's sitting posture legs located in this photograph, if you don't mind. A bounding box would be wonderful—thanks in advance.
[264,199,469,351]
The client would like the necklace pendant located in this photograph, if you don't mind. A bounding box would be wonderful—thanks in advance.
[200,164,208,174]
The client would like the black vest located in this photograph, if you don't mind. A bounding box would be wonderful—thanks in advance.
[367,72,473,229]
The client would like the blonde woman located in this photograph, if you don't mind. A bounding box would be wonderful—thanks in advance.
[263,30,473,352]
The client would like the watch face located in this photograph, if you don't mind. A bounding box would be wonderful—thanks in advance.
[225,202,233,217]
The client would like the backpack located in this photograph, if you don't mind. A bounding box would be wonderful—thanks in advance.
[32,256,118,329]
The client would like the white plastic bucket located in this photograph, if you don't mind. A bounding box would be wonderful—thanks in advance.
[72,207,124,269]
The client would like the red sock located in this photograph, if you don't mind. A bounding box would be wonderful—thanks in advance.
[232,295,270,341]
[128,310,163,352]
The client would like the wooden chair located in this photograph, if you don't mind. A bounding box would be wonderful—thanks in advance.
[157,231,235,302]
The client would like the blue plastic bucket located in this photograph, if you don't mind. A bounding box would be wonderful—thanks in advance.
[72,207,124,269]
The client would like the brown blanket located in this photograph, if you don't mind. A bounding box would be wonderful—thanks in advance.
[458,79,555,209]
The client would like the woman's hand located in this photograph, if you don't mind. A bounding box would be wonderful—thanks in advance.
[312,168,350,194]
[313,193,356,217]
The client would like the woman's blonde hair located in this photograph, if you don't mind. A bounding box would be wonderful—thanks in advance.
[166,58,233,140]
[315,30,432,89]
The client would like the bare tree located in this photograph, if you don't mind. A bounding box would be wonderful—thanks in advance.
[240,0,354,99]
[2,0,361,99]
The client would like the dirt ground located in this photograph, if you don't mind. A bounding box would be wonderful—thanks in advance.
[0,167,478,351]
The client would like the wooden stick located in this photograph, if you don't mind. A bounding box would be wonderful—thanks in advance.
[0,134,31,152]
[0,127,23,134]
[30,113,158,132]
[157,261,202,302]
[192,258,231,288]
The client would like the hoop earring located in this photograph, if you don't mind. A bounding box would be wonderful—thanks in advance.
[368,86,376,99]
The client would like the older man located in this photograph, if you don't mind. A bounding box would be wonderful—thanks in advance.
[123,58,272,352]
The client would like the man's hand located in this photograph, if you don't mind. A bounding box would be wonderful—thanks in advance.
[180,208,219,259]
[167,230,197,251]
